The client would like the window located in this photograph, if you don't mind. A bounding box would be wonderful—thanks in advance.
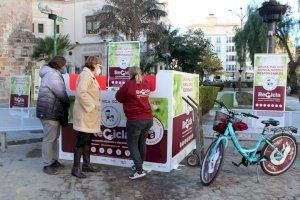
[86,15,100,34]
[56,25,60,34]
[226,55,235,62]
[216,36,221,43]
[38,24,44,33]
[226,46,235,52]
[206,37,211,43]
[216,46,221,53]
[32,23,34,33]
[227,36,233,43]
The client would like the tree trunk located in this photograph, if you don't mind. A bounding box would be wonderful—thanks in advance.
[288,61,299,95]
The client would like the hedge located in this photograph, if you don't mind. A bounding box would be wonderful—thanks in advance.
[236,92,253,105]
[203,81,253,89]
[199,86,220,115]
[202,83,224,91]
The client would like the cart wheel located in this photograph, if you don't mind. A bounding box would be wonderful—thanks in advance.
[187,154,200,166]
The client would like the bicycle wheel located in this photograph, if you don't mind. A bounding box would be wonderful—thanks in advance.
[260,133,298,176]
[200,140,224,186]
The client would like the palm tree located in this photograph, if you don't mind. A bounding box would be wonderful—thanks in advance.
[95,0,167,41]
[32,35,71,61]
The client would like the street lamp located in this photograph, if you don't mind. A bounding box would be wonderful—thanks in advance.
[228,7,246,28]
[229,7,247,92]
[258,0,287,53]
[38,3,67,57]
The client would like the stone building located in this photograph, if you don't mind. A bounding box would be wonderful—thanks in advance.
[0,0,37,99]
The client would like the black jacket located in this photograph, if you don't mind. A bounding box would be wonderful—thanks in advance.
[36,66,70,121]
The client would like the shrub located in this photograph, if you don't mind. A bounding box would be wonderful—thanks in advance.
[199,86,220,115]
[236,92,253,105]
[202,83,224,91]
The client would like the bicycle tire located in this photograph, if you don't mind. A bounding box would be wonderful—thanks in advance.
[260,133,298,176]
[200,139,224,186]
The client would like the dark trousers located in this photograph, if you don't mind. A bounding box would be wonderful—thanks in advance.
[126,119,153,172]
[75,131,94,148]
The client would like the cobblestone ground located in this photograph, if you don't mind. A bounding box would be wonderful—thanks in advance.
[0,142,299,200]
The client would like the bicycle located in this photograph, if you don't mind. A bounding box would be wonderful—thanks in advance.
[200,100,298,186]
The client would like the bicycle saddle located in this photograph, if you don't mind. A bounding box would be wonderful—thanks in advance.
[261,119,280,126]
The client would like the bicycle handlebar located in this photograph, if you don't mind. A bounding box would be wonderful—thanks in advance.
[241,112,259,119]
[214,100,259,119]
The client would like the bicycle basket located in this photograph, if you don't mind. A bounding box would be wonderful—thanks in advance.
[213,111,229,134]
[213,111,248,134]
[233,121,248,131]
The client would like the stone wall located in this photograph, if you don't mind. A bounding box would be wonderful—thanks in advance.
[0,0,36,99]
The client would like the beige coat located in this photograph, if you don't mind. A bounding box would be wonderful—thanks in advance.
[73,67,101,133]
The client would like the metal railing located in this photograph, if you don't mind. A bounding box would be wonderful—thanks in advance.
[0,108,42,152]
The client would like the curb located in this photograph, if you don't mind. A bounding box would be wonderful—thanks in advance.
[0,138,42,147]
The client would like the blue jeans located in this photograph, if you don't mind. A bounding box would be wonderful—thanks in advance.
[126,119,153,172]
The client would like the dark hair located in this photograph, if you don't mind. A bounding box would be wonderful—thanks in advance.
[48,56,66,70]
[85,56,100,71]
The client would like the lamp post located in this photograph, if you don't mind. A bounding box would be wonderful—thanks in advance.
[38,3,67,57]
[229,7,246,92]
[258,0,287,53]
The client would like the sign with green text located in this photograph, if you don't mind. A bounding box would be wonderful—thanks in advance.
[108,41,140,87]
[9,75,31,108]
[253,54,288,111]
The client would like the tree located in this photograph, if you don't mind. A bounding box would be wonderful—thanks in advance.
[32,35,71,61]
[95,0,167,41]
[234,3,300,94]
[197,51,222,81]
[170,29,222,80]
[275,6,300,94]
[234,6,267,67]
[141,25,179,72]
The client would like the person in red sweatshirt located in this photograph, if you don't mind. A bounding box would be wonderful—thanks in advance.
[116,67,153,179]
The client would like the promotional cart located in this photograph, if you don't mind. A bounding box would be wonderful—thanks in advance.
[59,70,199,172]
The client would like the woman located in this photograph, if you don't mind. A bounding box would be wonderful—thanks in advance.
[116,67,153,180]
[36,56,70,175]
[72,56,102,178]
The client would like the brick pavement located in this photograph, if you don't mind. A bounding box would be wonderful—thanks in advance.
[0,141,299,200]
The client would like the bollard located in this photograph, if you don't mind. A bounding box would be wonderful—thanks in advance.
[0,132,7,152]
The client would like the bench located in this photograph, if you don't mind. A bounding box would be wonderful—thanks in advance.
[0,108,43,152]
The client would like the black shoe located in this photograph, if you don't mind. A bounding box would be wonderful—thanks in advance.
[71,167,87,178]
[43,165,59,175]
[53,160,64,169]
[82,164,100,172]
[131,165,136,171]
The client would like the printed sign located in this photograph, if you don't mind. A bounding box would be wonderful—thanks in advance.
[172,111,195,156]
[108,41,140,87]
[173,73,199,117]
[9,75,31,108]
[172,72,198,156]
[253,54,288,111]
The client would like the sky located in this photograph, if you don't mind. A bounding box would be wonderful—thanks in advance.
[165,0,299,30]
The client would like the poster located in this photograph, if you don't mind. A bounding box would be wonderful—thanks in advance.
[172,73,199,156]
[9,75,31,108]
[253,54,288,111]
[33,67,41,101]
[108,41,140,87]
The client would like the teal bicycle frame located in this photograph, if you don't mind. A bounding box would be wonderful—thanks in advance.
[210,122,284,164]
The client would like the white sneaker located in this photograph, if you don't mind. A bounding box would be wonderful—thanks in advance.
[129,170,146,180]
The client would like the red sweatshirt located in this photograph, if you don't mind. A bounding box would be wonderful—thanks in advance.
[116,79,153,120]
